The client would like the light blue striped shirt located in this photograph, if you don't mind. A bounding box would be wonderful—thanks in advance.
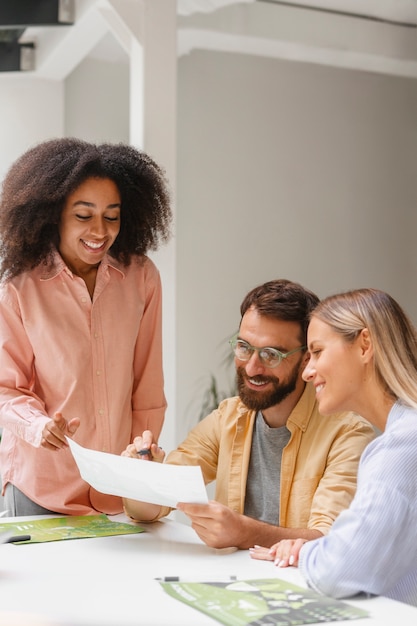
[299,401,417,606]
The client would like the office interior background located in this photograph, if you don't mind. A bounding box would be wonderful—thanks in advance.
[0,0,416,454]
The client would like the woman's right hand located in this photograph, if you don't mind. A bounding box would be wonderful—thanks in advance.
[41,412,80,451]
[121,430,165,462]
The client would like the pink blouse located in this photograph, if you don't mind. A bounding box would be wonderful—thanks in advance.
[0,251,166,515]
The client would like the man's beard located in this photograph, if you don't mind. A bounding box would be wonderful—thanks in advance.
[236,362,301,412]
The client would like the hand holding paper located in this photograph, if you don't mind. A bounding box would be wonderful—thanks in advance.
[67,438,208,508]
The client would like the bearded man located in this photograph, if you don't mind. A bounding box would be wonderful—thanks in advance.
[122,280,375,549]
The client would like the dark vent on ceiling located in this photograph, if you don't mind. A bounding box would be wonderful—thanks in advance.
[0,0,75,72]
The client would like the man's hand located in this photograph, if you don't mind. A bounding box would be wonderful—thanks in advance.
[121,430,165,462]
[176,500,247,549]
[176,501,323,550]
[41,412,80,450]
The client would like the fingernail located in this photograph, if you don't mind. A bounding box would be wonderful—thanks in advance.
[289,555,294,565]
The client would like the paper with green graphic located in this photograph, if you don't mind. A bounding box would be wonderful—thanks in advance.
[161,578,369,625]
[0,514,144,544]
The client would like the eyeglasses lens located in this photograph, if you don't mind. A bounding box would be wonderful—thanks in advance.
[233,340,281,368]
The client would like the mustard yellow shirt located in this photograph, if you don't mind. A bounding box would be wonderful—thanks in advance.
[158,384,375,534]
[0,251,166,515]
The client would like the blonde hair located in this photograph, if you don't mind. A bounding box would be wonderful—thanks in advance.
[312,288,417,410]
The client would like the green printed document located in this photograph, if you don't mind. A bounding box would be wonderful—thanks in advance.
[161,578,369,625]
[0,514,144,544]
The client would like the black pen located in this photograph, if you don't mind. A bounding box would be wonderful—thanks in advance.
[155,575,237,582]
[137,448,151,457]
[5,534,31,543]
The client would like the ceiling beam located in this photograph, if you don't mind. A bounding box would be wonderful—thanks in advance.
[178,1,417,78]
[0,0,74,28]
[20,1,108,79]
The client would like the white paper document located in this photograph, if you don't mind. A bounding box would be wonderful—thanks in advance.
[67,438,208,508]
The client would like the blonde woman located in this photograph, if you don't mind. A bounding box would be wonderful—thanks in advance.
[250,288,417,607]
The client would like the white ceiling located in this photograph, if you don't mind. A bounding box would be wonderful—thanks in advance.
[253,0,417,23]
[176,0,417,78]
[179,0,417,24]
[12,0,417,79]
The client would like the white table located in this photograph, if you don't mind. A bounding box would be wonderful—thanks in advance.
[0,513,416,626]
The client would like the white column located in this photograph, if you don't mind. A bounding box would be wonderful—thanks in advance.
[147,6,177,454]
[140,1,177,452]
[105,0,177,450]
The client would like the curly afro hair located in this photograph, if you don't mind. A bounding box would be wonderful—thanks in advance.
[0,137,173,280]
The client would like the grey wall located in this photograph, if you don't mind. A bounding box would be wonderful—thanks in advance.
[65,57,130,143]
[176,49,417,439]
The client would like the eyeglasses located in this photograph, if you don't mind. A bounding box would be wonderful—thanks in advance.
[229,335,306,369]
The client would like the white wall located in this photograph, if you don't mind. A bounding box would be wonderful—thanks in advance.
[0,77,64,181]
[0,18,416,451]
[176,50,417,440]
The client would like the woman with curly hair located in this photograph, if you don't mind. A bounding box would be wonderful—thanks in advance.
[0,137,172,516]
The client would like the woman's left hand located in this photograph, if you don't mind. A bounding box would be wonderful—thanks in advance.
[249,538,308,567]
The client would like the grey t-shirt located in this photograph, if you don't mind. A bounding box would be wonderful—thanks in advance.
[244,411,291,525]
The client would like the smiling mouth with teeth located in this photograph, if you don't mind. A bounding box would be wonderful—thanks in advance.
[249,378,268,386]
[82,240,105,249]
